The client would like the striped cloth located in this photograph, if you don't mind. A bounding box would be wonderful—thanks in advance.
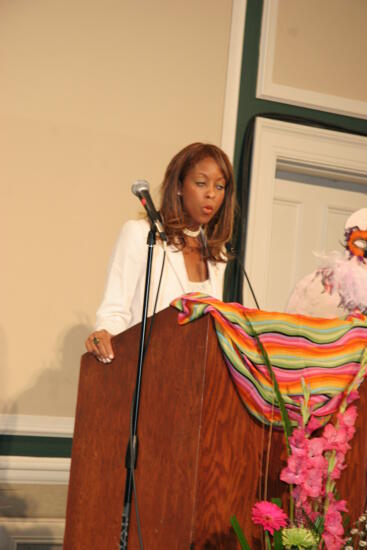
[171,293,367,427]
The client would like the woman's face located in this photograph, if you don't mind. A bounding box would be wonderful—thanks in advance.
[180,156,226,228]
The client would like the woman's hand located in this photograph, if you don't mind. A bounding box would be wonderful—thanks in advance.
[85,329,114,363]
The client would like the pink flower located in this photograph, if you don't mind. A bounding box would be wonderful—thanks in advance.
[322,530,345,550]
[251,501,288,535]
[306,415,322,434]
[346,390,359,405]
[327,494,347,514]
[280,455,306,485]
[322,424,349,453]
[323,495,347,550]
[302,467,323,498]
[289,427,308,457]
[337,405,357,440]
[306,438,327,471]
[291,485,308,508]
[330,451,347,480]
[325,510,344,536]
[307,453,327,472]
[307,437,324,457]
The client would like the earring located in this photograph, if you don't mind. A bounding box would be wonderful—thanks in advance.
[177,191,182,196]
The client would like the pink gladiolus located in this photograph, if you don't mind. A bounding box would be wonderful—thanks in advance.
[280,455,306,485]
[337,405,357,440]
[327,494,347,513]
[307,453,327,472]
[306,438,327,471]
[306,415,322,434]
[330,451,347,480]
[307,437,324,457]
[273,387,357,550]
[322,530,345,550]
[251,501,288,535]
[338,405,357,425]
[324,510,344,536]
[289,427,308,457]
[346,390,359,405]
[322,424,349,453]
[322,496,348,549]
[302,467,323,498]
[291,485,308,508]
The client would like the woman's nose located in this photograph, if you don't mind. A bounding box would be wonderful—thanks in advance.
[205,184,216,198]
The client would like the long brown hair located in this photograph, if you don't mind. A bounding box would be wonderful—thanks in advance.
[160,143,235,261]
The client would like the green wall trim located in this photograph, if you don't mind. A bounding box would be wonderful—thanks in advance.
[234,0,367,176]
[225,0,367,302]
[5,0,367,460]
[0,435,72,458]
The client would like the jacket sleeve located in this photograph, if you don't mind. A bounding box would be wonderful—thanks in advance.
[94,219,147,334]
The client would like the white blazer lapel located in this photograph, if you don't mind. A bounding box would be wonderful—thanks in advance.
[165,245,189,294]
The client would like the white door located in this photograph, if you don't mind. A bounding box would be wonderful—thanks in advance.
[243,118,367,312]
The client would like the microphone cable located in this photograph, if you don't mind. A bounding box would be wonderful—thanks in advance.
[127,242,167,550]
[226,243,261,310]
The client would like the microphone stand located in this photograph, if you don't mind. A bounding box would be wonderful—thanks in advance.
[120,227,156,550]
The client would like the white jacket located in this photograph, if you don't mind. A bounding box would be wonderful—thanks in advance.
[95,219,227,335]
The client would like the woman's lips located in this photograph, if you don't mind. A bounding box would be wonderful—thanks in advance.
[202,205,214,215]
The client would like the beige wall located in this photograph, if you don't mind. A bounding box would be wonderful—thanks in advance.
[273,0,367,101]
[1,0,233,417]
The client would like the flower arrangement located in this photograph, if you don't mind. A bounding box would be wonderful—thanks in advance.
[231,336,367,550]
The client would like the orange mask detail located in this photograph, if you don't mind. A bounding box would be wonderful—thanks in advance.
[346,229,367,259]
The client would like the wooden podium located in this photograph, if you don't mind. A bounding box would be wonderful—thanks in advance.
[64,306,367,549]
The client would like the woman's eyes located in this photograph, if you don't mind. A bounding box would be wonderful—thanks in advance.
[195,181,225,190]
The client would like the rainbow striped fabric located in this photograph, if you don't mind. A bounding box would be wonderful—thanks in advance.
[171,293,367,427]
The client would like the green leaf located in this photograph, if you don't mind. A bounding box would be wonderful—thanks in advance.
[230,515,252,550]
[271,499,284,549]
[314,515,324,535]
[300,378,311,425]
[244,313,293,451]
[273,528,283,549]
[302,506,324,537]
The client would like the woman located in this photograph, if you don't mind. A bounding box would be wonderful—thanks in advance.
[86,142,235,362]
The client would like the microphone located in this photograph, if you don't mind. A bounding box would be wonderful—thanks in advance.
[131,180,167,242]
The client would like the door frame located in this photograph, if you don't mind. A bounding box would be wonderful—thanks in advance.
[244,117,367,307]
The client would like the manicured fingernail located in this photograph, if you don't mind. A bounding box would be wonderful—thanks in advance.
[109,355,114,360]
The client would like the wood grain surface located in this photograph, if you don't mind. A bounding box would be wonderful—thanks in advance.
[64,306,367,549]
